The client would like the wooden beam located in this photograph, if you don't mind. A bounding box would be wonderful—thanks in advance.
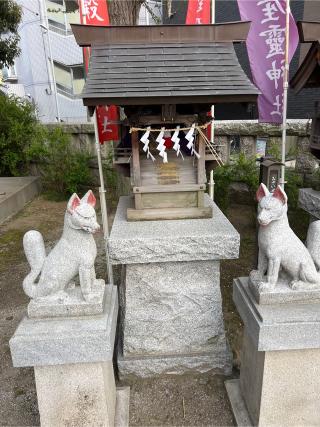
[133,184,206,193]
[197,133,206,185]
[71,22,251,47]
[131,131,141,186]
[136,114,198,126]
[84,94,258,108]
[127,206,213,221]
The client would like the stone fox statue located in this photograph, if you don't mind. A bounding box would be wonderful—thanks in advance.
[255,183,320,291]
[23,190,101,301]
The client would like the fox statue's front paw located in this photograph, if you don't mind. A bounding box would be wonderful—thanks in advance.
[291,280,320,291]
[249,270,264,283]
[258,281,276,292]
[92,279,105,290]
[82,292,100,303]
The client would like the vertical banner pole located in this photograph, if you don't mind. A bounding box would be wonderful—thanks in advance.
[210,0,215,144]
[79,0,114,284]
[93,109,114,285]
[280,0,290,188]
[209,0,216,200]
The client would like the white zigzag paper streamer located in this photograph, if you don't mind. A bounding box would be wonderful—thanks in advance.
[171,126,184,160]
[185,123,200,159]
[156,127,167,163]
[140,126,155,162]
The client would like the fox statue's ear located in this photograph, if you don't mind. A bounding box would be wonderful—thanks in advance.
[256,183,269,202]
[67,193,81,213]
[81,190,96,207]
[273,185,287,205]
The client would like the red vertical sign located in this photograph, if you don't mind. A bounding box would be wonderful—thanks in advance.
[185,0,212,138]
[186,0,211,25]
[79,0,119,143]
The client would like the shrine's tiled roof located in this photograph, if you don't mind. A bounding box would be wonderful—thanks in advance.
[81,42,259,106]
[72,23,259,106]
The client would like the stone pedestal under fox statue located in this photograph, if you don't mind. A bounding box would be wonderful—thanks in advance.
[251,183,320,292]
[23,190,104,303]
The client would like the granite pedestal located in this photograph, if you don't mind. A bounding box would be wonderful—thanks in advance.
[226,277,320,426]
[10,285,129,427]
[108,195,240,378]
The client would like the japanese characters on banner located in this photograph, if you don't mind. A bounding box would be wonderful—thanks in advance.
[186,0,210,26]
[79,0,119,143]
[237,0,299,123]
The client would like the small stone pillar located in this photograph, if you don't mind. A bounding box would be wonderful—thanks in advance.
[109,195,240,378]
[9,286,127,427]
[226,277,320,426]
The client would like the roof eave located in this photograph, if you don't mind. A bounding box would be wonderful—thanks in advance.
[290,42,320,93]
[297,21,320,42]
[82,93,259,108]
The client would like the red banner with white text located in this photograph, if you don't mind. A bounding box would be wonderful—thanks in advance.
[186,0,212,139]
[186,0,211,25]
[79,0,119,143]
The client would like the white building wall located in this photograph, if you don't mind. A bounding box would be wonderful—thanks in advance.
[10,0,162,123]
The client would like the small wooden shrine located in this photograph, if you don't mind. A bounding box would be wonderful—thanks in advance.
[72,23,259,221]
[291,21,320,159]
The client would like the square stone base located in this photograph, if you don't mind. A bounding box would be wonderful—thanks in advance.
[240,332,320,427]
[232,277,320,426]
[110,196,240,378]
[35,362,130,427]
[118,261,232,378]
[117,346,232,379]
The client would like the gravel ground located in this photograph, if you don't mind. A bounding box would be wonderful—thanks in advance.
[0,194,262,427]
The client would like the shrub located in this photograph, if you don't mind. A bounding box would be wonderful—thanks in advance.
[284,168,304,210]
[27,127,92,199]
[0,95,44,176]
[213,153,259,210]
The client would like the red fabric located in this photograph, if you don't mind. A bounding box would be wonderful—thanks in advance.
[185,0,211,25]
[79,0,119,144]
[164,137,173,149]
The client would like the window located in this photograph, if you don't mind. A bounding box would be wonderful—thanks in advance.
[46,0,80,36]
[1,65,17,81]
[54,62,85,98]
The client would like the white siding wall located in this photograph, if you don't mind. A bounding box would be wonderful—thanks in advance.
[12,0,162,123]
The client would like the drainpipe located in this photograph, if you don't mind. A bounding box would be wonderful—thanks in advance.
[38,0,61,121]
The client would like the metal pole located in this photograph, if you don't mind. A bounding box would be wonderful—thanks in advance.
[42,4,60,122]
[210,0,215,145]
[93,109,114,285]
[209,0,216,199]
[280,0,290,188]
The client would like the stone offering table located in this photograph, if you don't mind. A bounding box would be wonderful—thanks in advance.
[108,195,240,378]
[10,285,128,427]
[226,277,320,426]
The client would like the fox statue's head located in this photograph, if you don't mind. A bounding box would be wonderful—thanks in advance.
[256,183,288,226]
[66,190,100,234]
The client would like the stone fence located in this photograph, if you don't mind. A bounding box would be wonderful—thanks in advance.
[45,119,314,173]
[212,119,311,165]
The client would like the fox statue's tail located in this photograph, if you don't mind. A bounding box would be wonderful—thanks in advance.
[22,230,46,298]
[306,220,320,271]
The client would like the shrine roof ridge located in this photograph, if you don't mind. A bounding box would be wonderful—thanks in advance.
[71,21,251,46]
